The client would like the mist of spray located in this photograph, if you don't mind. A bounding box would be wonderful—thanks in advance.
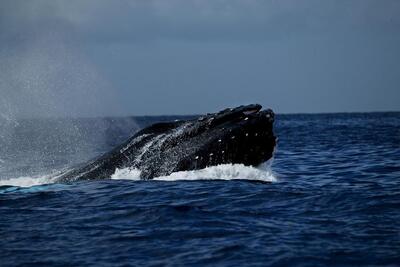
[0,1,141,178]
[0,30,134,177]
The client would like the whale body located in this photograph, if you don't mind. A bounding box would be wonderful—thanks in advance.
[58,104,276,181]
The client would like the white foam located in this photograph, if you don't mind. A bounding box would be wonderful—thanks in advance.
[1,163,276,188]
[111,163,277,183]
[0,175,53,188]
[111,168,142,180]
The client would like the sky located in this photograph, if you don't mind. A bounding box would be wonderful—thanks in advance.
[1,0,400,117]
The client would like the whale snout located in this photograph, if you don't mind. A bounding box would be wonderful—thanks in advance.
[258,108,275,122]
[188,105,276,170]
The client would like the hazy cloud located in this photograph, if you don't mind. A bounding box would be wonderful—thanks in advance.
[1,0,399,116]
[2,0,400,44]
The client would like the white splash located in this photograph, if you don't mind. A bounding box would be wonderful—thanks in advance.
[112,163,277,182]
[0,175,54,188]
[111,168,142,180]
[1,162,276,188]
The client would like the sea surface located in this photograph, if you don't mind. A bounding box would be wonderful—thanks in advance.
[0,113,399,266]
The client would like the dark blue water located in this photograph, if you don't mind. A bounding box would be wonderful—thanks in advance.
[1,113,399,266]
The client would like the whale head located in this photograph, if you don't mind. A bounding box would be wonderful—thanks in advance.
[135,104,276,178]
[58,104,276,181]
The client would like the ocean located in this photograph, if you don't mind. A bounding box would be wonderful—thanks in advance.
[0,113,399,266]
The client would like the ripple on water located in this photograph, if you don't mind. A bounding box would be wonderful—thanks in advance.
[1,113,400,266]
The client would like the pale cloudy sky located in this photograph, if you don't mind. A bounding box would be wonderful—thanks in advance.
[1,0,399,117]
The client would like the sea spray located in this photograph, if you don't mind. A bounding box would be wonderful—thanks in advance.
[0,174,54,188]
[0,163,276,188]
[111,163,277,182]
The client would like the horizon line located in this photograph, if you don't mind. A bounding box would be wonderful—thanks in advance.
[12,110,400,120]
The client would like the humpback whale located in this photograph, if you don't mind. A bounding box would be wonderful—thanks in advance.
[58,104,276,181]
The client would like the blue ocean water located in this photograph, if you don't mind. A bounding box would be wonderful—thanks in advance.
[0,113,399,266]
